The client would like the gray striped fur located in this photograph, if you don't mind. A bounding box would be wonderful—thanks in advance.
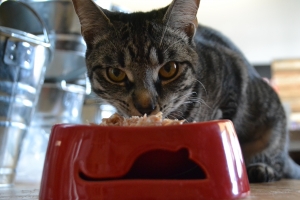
[72,0,300,182]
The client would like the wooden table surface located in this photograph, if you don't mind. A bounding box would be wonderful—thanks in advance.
[1,179,300,199]
[245,179,300,200]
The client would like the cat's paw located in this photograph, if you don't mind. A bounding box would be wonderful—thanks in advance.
[247,163,278,183]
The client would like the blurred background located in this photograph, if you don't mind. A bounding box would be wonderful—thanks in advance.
[0,0,299,187]
[113,0,300,66]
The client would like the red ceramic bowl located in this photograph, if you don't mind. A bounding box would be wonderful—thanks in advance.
[39,120,250,200]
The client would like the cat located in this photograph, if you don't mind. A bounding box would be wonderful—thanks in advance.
[71,0,300,183]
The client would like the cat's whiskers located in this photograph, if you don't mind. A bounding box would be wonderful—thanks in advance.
[195,79,208,97]
[109,40,117,51]
[190,97,212,110]
[185,88,211,110]
[171,92,196,101]
[163,92,196,118]
[180,93,212,112]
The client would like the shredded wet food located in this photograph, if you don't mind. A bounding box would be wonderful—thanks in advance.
[98,112,185,126]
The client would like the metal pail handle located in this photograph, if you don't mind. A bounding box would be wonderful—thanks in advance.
[0,0,50,44]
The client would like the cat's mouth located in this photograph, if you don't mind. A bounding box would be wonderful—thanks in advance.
[120,103,162,118]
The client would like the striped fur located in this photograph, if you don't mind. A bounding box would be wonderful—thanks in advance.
[72,0,300,182]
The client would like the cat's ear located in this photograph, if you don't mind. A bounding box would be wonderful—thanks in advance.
[163,0,200,38]
[71,0,112,45]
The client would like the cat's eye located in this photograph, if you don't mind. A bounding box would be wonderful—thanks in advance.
[107,68,126,83]
[159,62,178,80]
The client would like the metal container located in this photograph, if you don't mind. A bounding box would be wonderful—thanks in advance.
[45,34,86,81]
[0,2,51,186]
[81,96,116,124]
[19,0,112,34]
[0,0,88,82]
[20,0,81,34]
[13,82,85,184]
[0,0,45,35]
[31,82,86,133]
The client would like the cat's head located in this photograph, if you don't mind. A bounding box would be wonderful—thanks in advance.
[72,0,201,119]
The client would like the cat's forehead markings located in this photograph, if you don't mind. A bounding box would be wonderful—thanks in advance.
[124,48,132,67]
[152,69,159,81]
[149,47,159,66]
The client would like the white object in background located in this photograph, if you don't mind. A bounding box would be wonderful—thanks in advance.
[94,0,111,10]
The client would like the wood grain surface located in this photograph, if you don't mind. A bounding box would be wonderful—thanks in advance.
[1,180,300,199]
[245,179,300,200]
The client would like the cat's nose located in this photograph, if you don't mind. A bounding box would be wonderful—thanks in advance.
[133,91,157,115]
[135,102,157,116]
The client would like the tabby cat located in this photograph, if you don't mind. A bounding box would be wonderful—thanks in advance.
[71,0,300,182]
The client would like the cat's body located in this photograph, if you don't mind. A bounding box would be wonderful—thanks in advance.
[72,0,300,182]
